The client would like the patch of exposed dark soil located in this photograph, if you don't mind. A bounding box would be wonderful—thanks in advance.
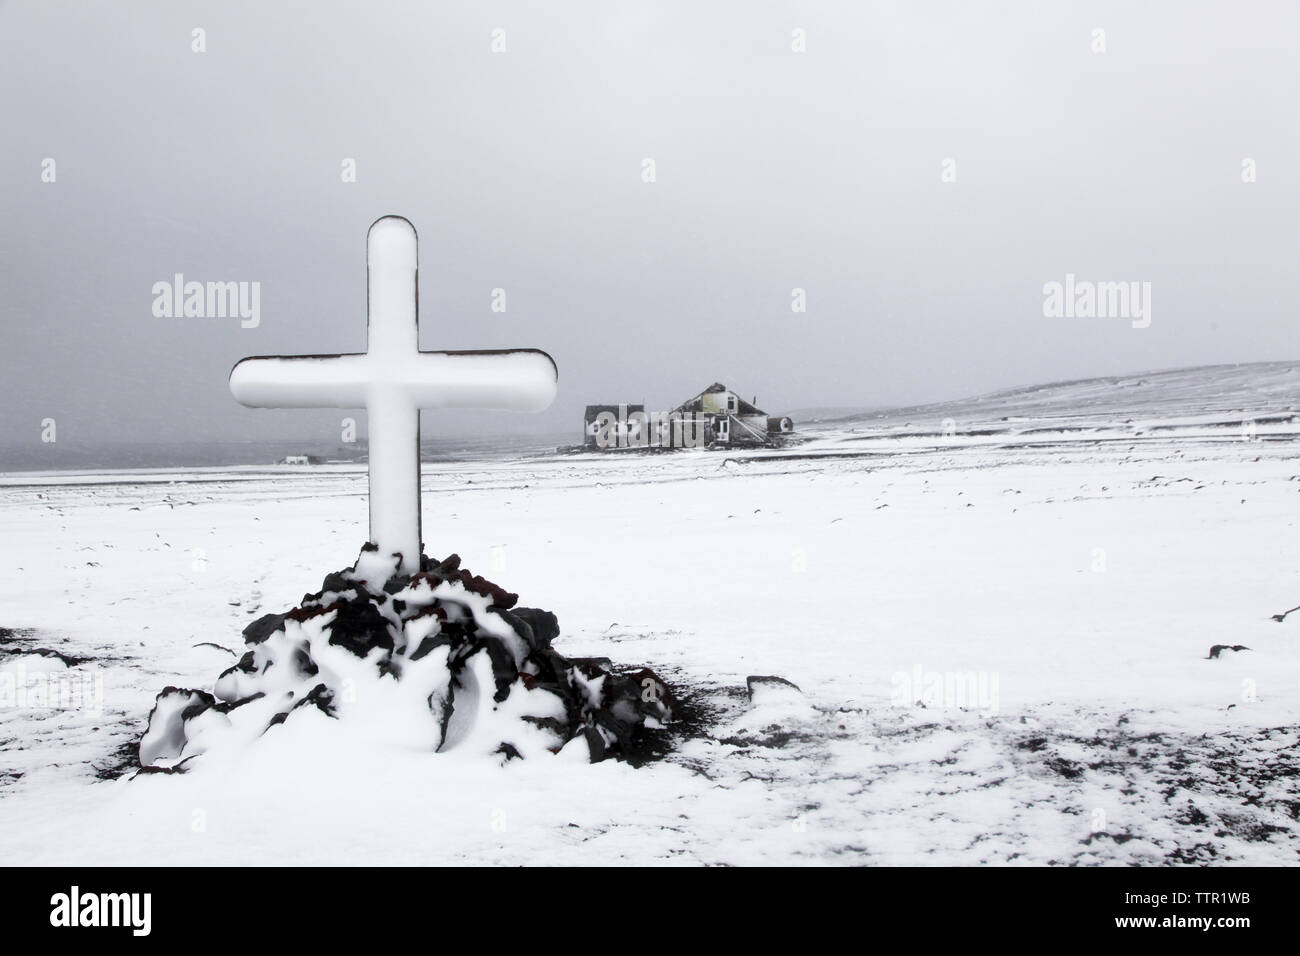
[92,740,141,781]
[1013,717,1300,860]
[1045,757,1084,779]
[0,626,95,666]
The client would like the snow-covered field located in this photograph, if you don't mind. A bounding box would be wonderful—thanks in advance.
[2,362,1298,865]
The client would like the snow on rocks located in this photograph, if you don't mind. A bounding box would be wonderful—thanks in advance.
[743,674,814,723]
[137,545,675,770]
[745,675,803,704]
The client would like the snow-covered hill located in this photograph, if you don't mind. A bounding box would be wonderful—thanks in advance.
[804,361,1300,442]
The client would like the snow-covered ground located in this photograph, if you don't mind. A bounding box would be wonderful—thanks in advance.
[1,362,1298,865]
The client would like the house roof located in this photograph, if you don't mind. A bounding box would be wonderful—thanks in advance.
[673,384,766,417]
[584,403,645,421]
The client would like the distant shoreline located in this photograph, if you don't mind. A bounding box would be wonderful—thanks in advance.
[0,434,574,473]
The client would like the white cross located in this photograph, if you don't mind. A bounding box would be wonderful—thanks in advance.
[229,215,557,574]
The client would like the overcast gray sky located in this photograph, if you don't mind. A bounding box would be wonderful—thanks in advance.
[1,0,1297,445]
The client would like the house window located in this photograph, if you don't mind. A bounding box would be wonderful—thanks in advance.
[726,395,737,412]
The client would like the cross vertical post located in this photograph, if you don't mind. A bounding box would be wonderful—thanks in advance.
[228,215,558,574]
[365,218,423,571]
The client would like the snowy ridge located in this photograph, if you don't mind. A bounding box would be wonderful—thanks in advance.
[804,361,1300,442]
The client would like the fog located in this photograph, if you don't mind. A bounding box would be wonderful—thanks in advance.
[2,0,1296,446]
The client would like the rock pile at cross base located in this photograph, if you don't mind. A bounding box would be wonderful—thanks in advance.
[138,546,676,770]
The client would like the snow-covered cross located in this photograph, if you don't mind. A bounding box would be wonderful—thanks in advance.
[229,215,557,574]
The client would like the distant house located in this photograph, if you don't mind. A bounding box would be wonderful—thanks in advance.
[583,384,793,450]
[672,383,792,446]
[583,404,645,449]
[279,455,322,465]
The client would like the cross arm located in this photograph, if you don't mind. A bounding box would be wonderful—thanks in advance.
[228,354,370,408]
[403,349,557,411]
[229,349,557,412]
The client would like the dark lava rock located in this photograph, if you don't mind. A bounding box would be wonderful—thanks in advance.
[137,546,677,770]
[242,613,287,645]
